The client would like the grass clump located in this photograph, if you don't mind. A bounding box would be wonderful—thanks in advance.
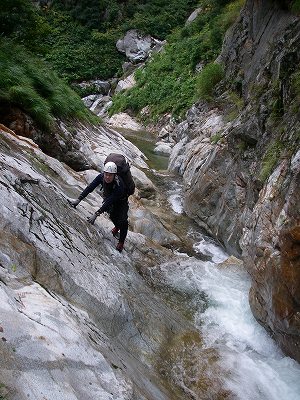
[0,39,99,129]
[222,89,244,122]
[211,132,222,144]
[259,140,284,182]
[0,382,7,400]
[291,69,300,99]
[196,62,224,100]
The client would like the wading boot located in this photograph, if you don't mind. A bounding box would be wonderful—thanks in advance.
[111,227,120,240]
[116,242,124,252]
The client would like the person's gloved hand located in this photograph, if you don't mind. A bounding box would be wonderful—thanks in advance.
[87,209,102,225]
[87,213,97,225]
[68,198,81,208]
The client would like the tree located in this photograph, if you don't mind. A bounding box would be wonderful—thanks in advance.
[0,0,37,37]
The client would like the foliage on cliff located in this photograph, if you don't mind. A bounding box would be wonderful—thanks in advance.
[0,0,202,128]
[52,0,200,38]
[110,0,243,121]
[0,0,200,82]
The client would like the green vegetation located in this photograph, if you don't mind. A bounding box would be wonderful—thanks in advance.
[268,80,284,121]
[0,39,99,130]
[1,0,201,83]
[53,0,201,39]
[291,69,300,99]
[0,0,244,129]
[259,140,284,182]
[290,0,300,13]
[0,0,50,53]
[210,132,222,144]
[196,63,224,100]
[40,12,125,81]
[0,383,6,400]
[110,0,244,121]
[222,90,244,122]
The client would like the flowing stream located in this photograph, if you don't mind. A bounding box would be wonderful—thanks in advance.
[124,129,300,400]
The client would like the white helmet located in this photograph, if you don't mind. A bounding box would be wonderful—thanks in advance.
[103,161,117,174]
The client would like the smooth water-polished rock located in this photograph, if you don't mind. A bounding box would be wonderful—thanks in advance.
[106,112,144,132]
[0,126,202,399]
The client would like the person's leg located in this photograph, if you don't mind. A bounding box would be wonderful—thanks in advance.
[119,219,128,243]
[110,202,129,252]
[109,207,120,235]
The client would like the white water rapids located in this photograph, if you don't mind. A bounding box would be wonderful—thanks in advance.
[166,181,300,400]
[123,131,300,398]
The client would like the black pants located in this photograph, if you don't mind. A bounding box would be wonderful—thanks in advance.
[109,200,129,243]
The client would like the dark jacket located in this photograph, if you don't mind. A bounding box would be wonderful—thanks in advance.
[79,173,126,214]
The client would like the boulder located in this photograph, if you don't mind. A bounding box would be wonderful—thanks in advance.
[154,142,173,155]
[106,112,144,131]
[130,206,180,247]
[77,79,111,95]
[116,29,163,63]
[115,72,136,93]
[130,165,157,199]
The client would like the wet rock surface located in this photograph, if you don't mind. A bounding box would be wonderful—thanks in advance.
[0,125,202,399]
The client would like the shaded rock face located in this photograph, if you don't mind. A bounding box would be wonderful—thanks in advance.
[0,125,200,399]
[169,0,300,360]
[241,151,300,361]
[0,105,37,138]
[169,105,248,256]
[0,105,92,171]
[0,104,149,174]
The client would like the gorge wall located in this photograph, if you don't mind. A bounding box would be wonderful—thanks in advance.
[169,0,300,361]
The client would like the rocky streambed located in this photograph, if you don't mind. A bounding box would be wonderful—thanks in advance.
[0,122,300,400]
[117,128,300,400]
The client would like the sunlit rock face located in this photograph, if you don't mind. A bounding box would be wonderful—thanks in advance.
[169,0,300,360]
[0,125,201,399]
[116,29,164,63]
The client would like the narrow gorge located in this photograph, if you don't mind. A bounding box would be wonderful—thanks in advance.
[0,0,300,399]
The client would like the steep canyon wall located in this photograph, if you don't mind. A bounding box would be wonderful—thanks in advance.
[169,0,300,360]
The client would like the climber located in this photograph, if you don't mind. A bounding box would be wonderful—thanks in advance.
[69,161,129,253]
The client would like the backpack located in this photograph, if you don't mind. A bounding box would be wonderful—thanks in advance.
[104,153,135,196]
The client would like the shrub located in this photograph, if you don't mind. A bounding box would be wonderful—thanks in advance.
[53,0,200,39]
[290,0,300,13]
[40,11,125,82]
[0,0,38,37]
[195,63,224,100]
[211,132,222,143]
